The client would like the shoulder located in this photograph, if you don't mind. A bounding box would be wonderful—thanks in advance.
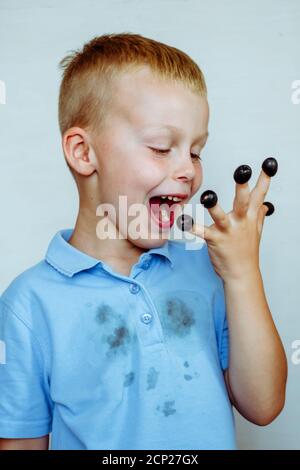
[168,239,222,287]
[0,259,54,326]
[168,238,208,261]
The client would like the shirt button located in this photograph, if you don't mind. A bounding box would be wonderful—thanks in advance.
[129,283,140,294]
[141,313,153,324]
[141,261,150,270]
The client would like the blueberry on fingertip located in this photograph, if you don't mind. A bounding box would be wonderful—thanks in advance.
[262,157,278,177]
[233,164,252,184]
[200,190,218,209]
[176,214,194,231]
[263,201,275,216]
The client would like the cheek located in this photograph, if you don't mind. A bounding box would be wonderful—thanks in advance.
[191,164,203,193]
[131,158,167,190]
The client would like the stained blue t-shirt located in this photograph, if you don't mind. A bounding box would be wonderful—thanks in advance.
[0,228,237,449]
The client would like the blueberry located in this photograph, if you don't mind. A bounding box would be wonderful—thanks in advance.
[262,157,278,177]
[233,164,252,184]
[262,202,274,216]
[176,214,194,231]
[200,190,218,209]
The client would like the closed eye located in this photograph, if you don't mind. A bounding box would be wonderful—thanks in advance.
[149,148,202,161]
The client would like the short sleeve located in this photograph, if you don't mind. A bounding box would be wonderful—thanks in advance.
[212,278,230,371]
[0,298,53,438]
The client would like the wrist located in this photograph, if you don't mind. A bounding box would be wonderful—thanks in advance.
[222,266,262,286]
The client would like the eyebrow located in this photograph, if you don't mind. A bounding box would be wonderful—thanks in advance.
[142,125,209,143]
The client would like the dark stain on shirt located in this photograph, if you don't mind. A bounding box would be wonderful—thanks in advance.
[94,304,134,358]
[183,361,189,368]
[106,325,131,357]
[184,374,193,381]
[96,304,113,324]
[161,298,195,337]
[124,371,135,387]
[162,400,176,417]
[146,367,159,390]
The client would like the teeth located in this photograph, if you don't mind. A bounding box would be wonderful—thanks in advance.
[161,195,182,202]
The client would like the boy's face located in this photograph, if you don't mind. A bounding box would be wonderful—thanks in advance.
[91,66,209,249]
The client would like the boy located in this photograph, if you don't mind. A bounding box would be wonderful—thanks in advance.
[0,33,287,450]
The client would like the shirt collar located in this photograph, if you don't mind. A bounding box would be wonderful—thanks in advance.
[45,228,174,277]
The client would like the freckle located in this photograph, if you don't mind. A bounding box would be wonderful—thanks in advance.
[183,361,189,368]
[146,367,159,390]
[184,374,193,381]
[124,371,135,387]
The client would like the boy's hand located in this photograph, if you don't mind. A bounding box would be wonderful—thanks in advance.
[179,157,287,425]
[189,158,278,282]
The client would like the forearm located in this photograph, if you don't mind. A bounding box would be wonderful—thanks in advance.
[0,435,49,450]
[224,269,287,424]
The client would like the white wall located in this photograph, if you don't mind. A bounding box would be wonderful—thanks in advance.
[0,0,299,449]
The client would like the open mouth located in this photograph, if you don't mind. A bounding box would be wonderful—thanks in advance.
[148,194,188,229]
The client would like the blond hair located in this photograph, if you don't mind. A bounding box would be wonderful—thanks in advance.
[58,32,207,177]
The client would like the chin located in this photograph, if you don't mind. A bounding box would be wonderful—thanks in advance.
[128,234,169,250]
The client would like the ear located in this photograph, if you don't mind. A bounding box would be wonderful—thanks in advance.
[62,127,97,177]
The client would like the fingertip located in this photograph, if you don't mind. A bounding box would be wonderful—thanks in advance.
[200,190,218,209]
[233,164,252,184]
[176,214,194,231]
[262,157,278,177]
[262,201,275,216]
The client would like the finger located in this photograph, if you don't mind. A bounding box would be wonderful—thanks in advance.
[250,169,271,211]
[249,158,278,211]
[263,201,275,216]
[176,214,215,241]
[257,204,268,237]
[200,190,230,231]
[262,157,278,177]
[191,222,215,242]
[257,202,275,237]
[232,164,252,218]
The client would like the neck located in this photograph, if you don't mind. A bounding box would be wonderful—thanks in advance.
[68,205,146,264]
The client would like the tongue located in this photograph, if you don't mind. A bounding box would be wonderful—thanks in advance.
[149,196,164,218]
[149,196,175,224]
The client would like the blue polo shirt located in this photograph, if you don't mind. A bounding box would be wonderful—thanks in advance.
[0,228,237,450]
